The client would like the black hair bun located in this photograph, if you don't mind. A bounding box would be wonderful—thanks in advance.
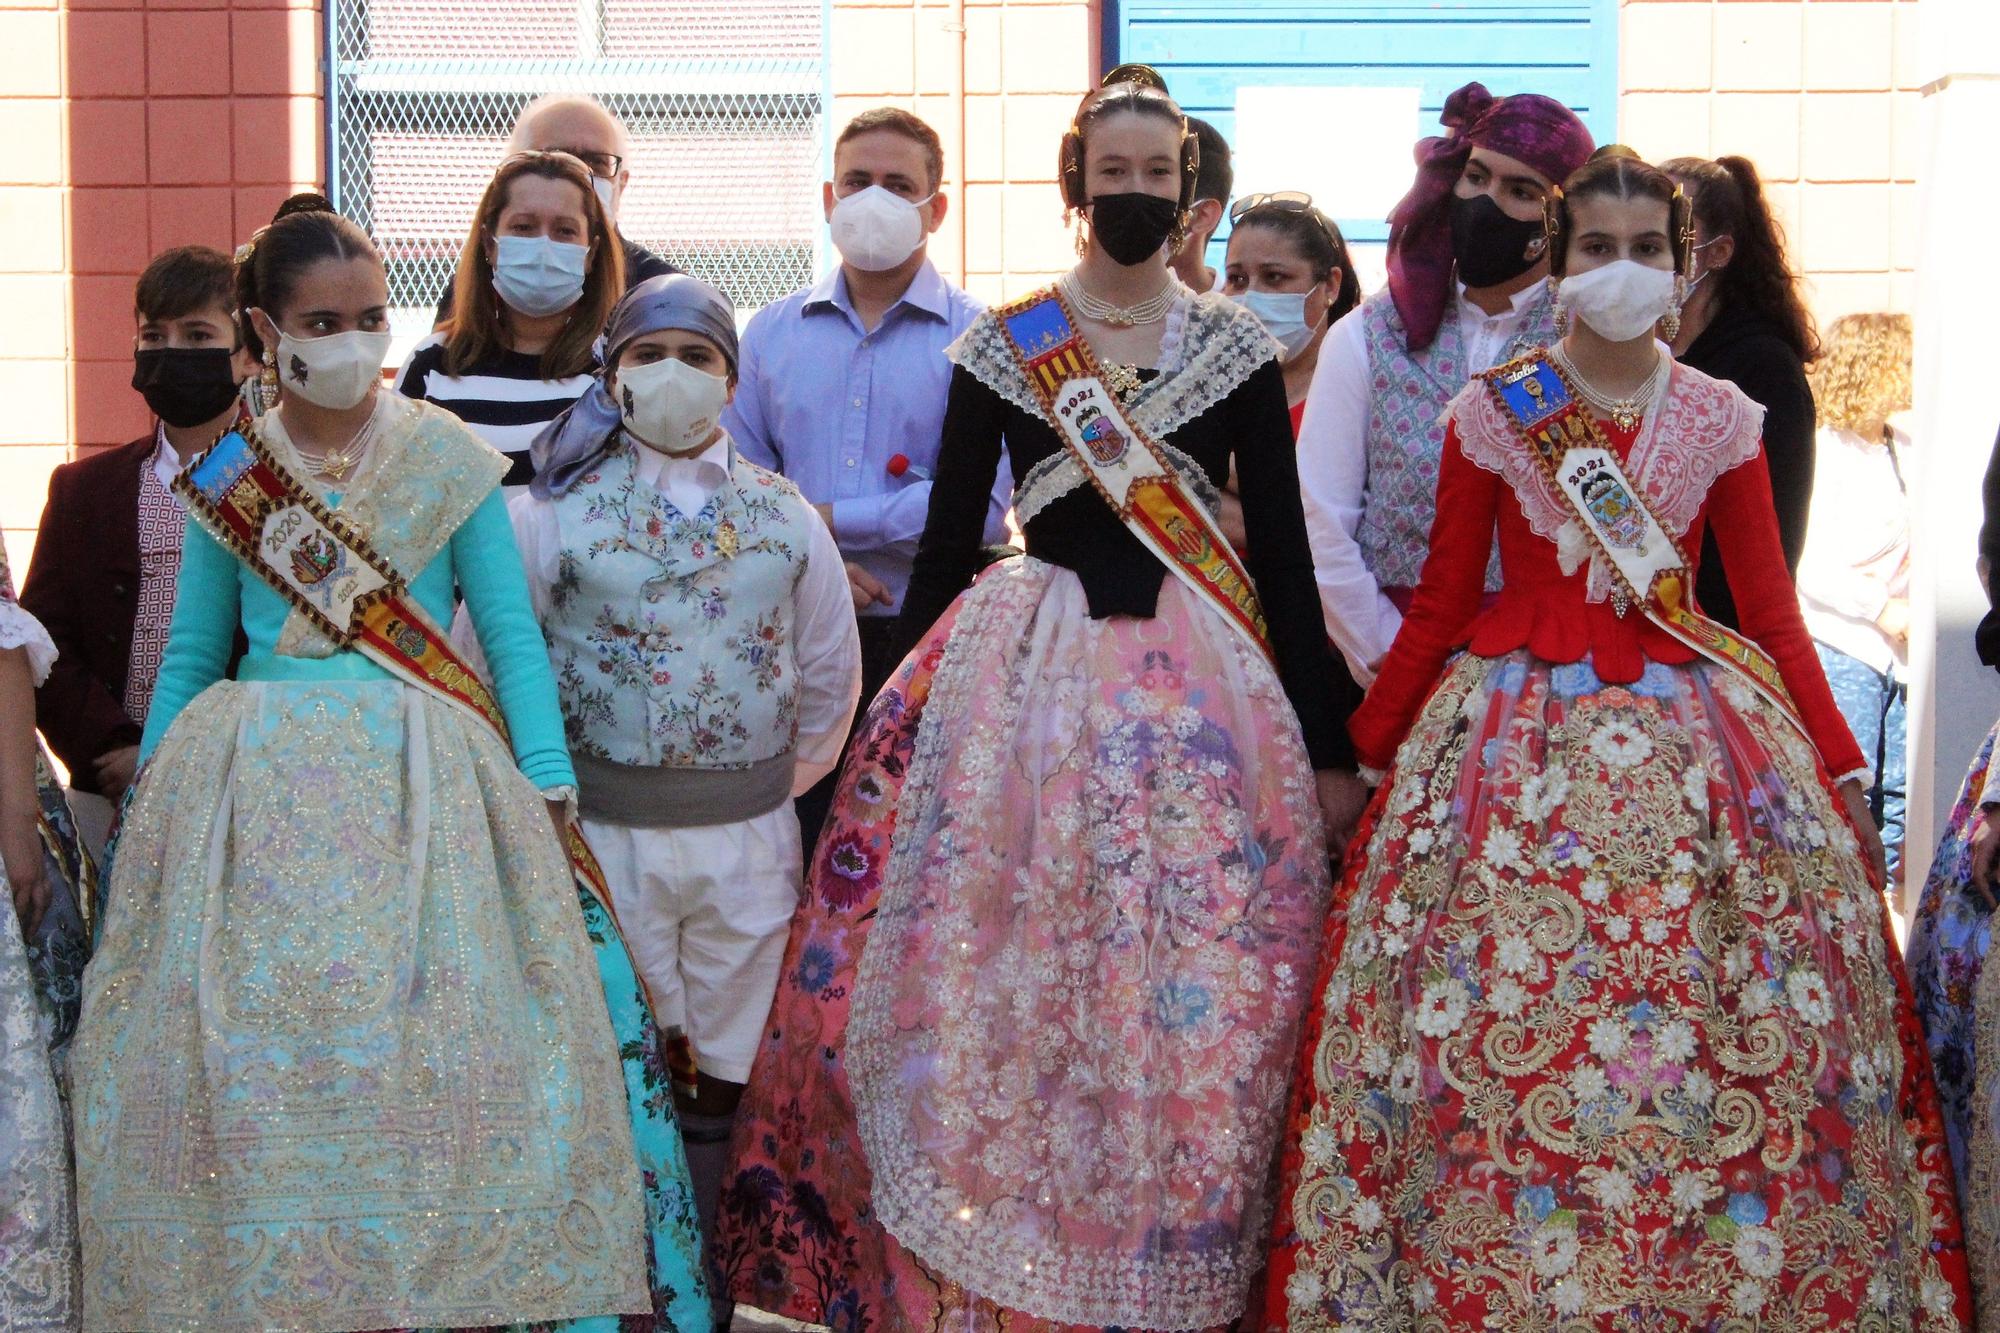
[272,192,336,224]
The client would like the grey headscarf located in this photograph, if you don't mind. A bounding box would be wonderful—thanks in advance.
[529,273,740,498]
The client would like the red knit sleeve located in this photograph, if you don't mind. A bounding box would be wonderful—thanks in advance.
[1348,421,1502,770]
[1705,440,1868,778]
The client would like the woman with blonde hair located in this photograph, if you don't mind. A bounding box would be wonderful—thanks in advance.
[396,149,625,488]
[1796,311,1914,878]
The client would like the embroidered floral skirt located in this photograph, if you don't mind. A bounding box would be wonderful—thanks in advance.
[715,557,1331,1332]
[1270,649,1970,1332]
[1908,717,2000,1330]
[69,679,673,1333]
[1,753,93,1333]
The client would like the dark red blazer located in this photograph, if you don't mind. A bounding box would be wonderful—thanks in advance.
[21,435,242,793]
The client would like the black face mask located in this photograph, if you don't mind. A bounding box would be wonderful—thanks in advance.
[1449,192,1548,289]
[132,347,241,428]
[1088,192,1181,267]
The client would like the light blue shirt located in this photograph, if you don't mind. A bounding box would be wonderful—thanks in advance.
[723,260,1012,616]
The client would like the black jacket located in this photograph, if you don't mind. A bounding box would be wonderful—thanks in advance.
[1976,426,2000,667]
[1677,302,1817,630]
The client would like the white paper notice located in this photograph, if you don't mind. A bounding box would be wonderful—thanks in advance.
[1231,84,1423,231]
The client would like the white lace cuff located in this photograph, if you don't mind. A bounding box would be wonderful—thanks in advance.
[0,600,57,687]
[1833,767,1873,791]
[1359,763,1388,787]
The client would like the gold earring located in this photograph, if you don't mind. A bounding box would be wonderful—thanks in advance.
[1072,210,1090,258]
[1662,272,1687,341]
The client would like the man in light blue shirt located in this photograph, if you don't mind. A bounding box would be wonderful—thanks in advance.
[725,107,1011,845]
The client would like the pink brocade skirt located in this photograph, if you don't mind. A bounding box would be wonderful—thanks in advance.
[714,558,1331,1333]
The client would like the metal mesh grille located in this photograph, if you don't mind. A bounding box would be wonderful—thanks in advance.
[326,0,825,318]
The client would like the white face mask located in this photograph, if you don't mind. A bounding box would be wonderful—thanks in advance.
[1558,259,1678,343]
[271,326,392,410]
[592,174,620,224]
[1233,289,1318,359]
[491,235,590,318]
[829,184,933,272]
[618,356,730,454]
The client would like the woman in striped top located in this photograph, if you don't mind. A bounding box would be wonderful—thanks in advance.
[395,149,625,488]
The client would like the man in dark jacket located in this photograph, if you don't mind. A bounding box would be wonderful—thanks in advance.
[23,246,253,801]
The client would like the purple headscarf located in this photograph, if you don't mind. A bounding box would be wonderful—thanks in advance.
[1386,82,1595,351]
[529,274,739,499]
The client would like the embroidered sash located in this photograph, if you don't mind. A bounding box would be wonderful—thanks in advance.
[180,423,699,1094]
[1482,353,1809,739]
[995,288,1274,659]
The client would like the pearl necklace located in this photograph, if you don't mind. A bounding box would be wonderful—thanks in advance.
[1059,271,1181,329]
[1551,344,1670,432]
[293,404,382,483]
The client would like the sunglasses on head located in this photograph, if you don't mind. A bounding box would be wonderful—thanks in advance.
[1229,191,1340,251]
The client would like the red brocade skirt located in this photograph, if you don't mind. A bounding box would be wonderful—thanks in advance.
[1267,649,1970,1331]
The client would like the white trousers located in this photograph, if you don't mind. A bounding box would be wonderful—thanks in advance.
[582,808,803,1084]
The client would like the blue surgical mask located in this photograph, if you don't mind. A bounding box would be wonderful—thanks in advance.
[491,234,589,318]
[1233,289,1318,358]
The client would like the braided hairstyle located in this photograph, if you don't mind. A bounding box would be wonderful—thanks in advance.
[1545,145,1693,279]
[234,192,381,363]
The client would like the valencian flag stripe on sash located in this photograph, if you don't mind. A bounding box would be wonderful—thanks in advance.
[179,423,699,1095]
[1481,352,1811,742]
[996,288,1274,659]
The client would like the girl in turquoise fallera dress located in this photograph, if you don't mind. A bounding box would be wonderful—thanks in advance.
[67,196,709,1333]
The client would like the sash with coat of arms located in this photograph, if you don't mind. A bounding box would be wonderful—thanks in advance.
[994,287,1275,660]
[1481,351,1811,741]
[178,421,699,1094]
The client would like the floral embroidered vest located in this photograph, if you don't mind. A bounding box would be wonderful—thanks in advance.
[1355,286,1556,590]
[545,440,811,769]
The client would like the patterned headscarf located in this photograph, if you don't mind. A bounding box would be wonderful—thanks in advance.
[529,274,738,498]
[1386,82,1595,351]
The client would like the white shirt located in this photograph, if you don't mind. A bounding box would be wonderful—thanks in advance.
[1796,422,1911,675]
[1296,282,1545,682]
[151,425,187,496]
[470,430,863,797]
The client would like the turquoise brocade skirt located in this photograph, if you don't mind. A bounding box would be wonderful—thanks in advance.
[70,678,709,1333]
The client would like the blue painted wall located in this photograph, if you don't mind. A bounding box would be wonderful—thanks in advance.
[1108,0,1620,252]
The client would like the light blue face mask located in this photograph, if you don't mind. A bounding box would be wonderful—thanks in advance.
[491,234,590,318]
[1232,288,1318,358]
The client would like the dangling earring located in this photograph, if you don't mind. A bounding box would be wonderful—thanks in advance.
[1070,208,1090,258]
[1549,275,1569,338]
[1661,272,1687,341]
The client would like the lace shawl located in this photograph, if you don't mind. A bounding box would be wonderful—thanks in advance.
[1452,359,1765,605]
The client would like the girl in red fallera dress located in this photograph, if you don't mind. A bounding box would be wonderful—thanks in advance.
[1268,148,1971,1330]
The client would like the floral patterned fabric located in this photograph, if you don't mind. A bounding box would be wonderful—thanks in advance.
[1272,649,1970,1330]
[543,440,811,769]
[1,534,94,1333]
[717,558,1330,1331]
[72,679,654,1331]
[1908,718,2000,1329]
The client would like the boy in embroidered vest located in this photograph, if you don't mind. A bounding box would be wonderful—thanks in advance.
[506,274,861,1314]
[1295,82,1593,683]
[22,246,254,843]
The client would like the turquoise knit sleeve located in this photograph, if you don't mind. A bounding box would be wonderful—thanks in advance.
[450,489,577,791]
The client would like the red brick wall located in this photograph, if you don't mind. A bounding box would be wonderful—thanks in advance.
[0,0,321,572]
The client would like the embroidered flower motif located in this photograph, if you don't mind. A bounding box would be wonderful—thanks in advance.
[1284,1270,1326,1307]
[1389,1052,1422,1103]
[1604,915,1632,943]
[1586,1015,1629,1060]
[1529,1222,1580,1277]
[818,834,880,910]
[1731,1281,1767,1315]
[1489,977,1530,1017]
[1588,718,1654,769]
[1547,1276,1589,1317]
[1351,1197,1385,1231]
[1415,979,1472,1038]
[1494,934,1534,974]
[1732,1225,1784,1279]
[1482,826,1526,870]
[1580,875,1609,905]
[1585,1166,1636,1211]
[1785,969,1834,1026]
[1654,1017,1698,1064]
[1669,1169,1713,1214]
[1301,1122,1341,1166]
